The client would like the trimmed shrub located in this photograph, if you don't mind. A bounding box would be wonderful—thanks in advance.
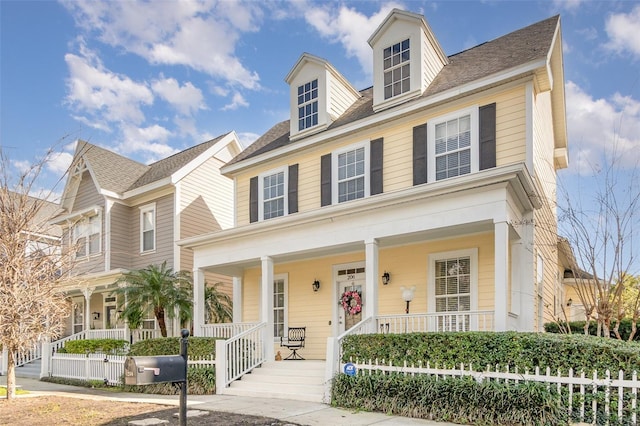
[61,339,128,355]
[545,319,640,342]
[127,336,218,357]
[331,373,567,426]
[123,336,220,395]
[341,332,640,375]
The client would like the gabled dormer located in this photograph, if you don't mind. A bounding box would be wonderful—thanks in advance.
[368,9,448,112]
[285,53,360,141]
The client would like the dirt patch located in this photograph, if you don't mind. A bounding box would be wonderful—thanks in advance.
[0,396,300,425]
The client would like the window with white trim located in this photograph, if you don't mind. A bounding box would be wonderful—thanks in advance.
[298,79,318,131]
[73,213,101,258]
[333,143,369,203]
[428,107,478,182]
[429,249,478,332]
[273,275,288,340]
[259,168,287,220]
[383,38,410,99]
[140,204,156,252]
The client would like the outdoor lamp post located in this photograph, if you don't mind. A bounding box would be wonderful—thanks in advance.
[401,286,415,314]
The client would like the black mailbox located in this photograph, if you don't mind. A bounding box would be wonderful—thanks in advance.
[124,355,186,385]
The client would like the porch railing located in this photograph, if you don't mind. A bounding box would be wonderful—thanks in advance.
[376,311,495,334]
[15,342,42,367]
[215,322,267,392]
[130,329,161,343]
[50,329,128,355]
[200,322,259,339]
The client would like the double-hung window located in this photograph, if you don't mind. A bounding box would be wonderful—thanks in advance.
[298,79,318,131]
[140,204,156,253]
[383,38,410,99]
[73,213,101,258]
[429,249,478,331]
[333,143,369,203]
[259,168,287,220]
[428,107,478,182]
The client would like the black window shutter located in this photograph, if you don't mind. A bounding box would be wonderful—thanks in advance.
[249,176,258,223]
[288,164,298,214]
[413,123,428,185]
[321,154,332,206]
[370,138,384,195]
[479,103,497,170]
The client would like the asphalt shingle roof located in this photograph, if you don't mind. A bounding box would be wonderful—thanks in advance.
[227,15,559,167]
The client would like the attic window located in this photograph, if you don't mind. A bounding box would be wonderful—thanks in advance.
[383,39,410,99]
[297,79,318,131]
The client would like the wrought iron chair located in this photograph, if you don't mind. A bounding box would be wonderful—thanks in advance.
[279,327,306,360]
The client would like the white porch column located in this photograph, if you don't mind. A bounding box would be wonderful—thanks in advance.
[260,256,275,362]
[364,238,379,332]
[193,268,205,336]
[82,288,93,331]
[494,221,509,331]
[232,276,243,323]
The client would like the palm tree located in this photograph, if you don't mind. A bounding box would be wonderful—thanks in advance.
[112,261,192,337]
[204,282,233,323]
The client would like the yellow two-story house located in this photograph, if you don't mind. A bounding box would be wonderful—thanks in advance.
[182,9,568,398]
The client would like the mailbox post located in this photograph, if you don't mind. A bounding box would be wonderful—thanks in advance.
[124,329,190,426]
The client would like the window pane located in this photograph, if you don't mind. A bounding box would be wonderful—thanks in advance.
[298,80,319,130]
[143,230,154,251]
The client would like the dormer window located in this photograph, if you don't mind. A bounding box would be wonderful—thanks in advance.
[298,79,318,131]
[383,39,410,99]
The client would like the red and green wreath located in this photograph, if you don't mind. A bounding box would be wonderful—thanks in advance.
[341,290,362,315]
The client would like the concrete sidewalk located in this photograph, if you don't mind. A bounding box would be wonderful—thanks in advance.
[1,377,459,425]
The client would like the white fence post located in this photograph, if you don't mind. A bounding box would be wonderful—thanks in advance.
[40,338,51,378]
[215,339,226,395]
[0,347,7,375]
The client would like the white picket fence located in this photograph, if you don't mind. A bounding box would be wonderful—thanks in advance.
[49,353,216,385]
[348,359,640,425]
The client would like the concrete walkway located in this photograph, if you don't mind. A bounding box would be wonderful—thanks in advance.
[1,377,459,425]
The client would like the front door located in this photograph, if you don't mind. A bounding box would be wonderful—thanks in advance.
[338,274,365,333]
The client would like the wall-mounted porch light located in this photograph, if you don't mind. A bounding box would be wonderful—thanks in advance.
[566,298,573,307]
[312,280,320,292]
[92,312,100,320]
[381,271,390,285]
[401,286,416,314]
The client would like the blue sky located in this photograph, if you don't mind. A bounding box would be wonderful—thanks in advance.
[1,0,639,198]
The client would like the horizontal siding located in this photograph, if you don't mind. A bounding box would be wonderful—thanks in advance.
[129,194,175,270]
[329,77,357,119]
[72,171,103,211]
[109,202,131,270]
[179,156,233,245]
[235,85,528,226]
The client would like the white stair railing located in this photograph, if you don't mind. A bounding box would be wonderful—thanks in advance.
[215,322,267,393]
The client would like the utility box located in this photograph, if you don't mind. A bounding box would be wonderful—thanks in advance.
[124,355,186,385]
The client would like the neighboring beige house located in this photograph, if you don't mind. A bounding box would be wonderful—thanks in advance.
[181,8,569,389]
[52,133,242,338]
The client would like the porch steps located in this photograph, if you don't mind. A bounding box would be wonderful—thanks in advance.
[15,359,41,379]
[224,360,326,403]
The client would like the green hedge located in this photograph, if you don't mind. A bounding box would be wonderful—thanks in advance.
[127,336,219,357]
[124,336,220,395]
[342,332,640,375]
[331,373,567,426]
[545,319,640,342]
[59,339,128,355]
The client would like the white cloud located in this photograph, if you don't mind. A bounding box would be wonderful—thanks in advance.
[11,159,32,175]
[604,5,640,58]
[71,114,112,133]
[119,124,176,160]
[151,77,206,115]
[304,3,404,80]
[551,0,585,12]
[46,152,74,175]
[565,81,640,174]
[236,132,260,148]
[62,0,261,89]
[221,92,249,111]
[65,48,153,125]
